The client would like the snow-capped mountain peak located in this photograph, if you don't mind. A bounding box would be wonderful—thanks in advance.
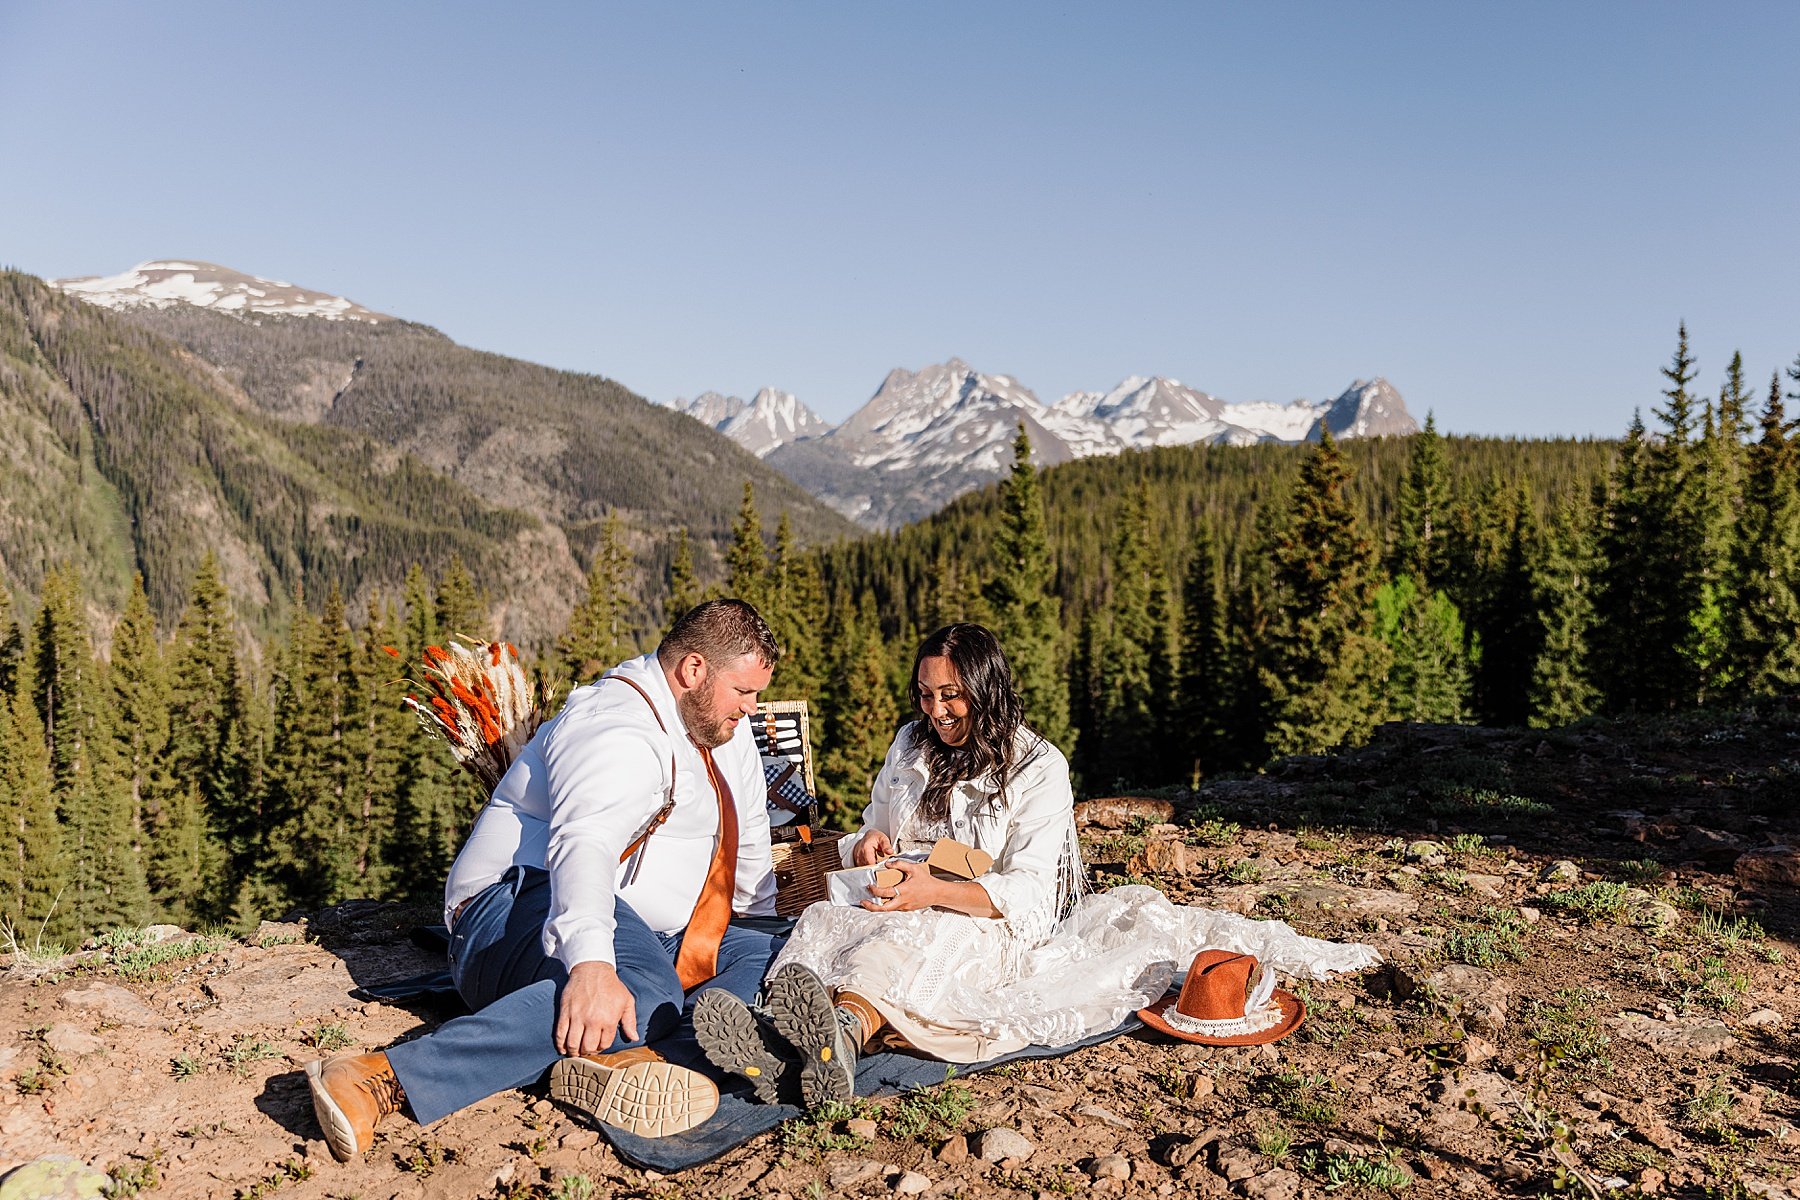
[689,360,1420,529]
[674,386,829,456]
[50,260,391,323]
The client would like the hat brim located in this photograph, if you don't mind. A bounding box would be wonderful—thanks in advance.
[1137,987,1306,1046]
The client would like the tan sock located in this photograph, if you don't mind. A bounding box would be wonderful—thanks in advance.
[833,990,884,1048]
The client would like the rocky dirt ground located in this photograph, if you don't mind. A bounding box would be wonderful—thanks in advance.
[5,699,1800,1200]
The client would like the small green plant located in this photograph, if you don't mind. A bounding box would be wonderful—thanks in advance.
[301,1021,353,1052]
[1,910,69,966]
[106,1149,162,1196]
[1685,1077,1737,1134]
[1540,881,1631,923]
[887,1073,976,1142]
[1254,1071,1339,1124]
[1442,907,1527,967]
[1253,1121,1292,1163]
[1697,909,1765,952]
[1445,833,1492,857]
[111,934,230,980]
[257,928,304,948]
[1151,1060,1201,1100]
[1186,816,1242,847]
[398,1140,448,1176]
[555,1174,596,1200]
[222,1035,281,1077]
[1523,989,1612,1072]
[1321,1152,1412,1191]
[1222,859,1264,884]
[171,1051,205,1078]
[779,1097,878,1158]
[1613,858,1665,884]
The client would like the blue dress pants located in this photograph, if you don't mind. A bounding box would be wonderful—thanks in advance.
[386,866,783,1125]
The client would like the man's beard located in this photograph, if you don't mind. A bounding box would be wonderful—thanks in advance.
[677,684,735,749]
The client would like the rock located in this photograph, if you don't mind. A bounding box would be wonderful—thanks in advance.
[1212,1142,1262,1183]
[977,1128,1035,1163]
[1682,826,1745,866]
[1074,1103,1135,1130]
[1636,1167,1667,1194]
[1496,1160,1535,1183]
[828,1159,886,1188]
[1464,873,1506,899]
[0,1155,110,1200]
[1623,889,1680,933]
[1518,906,1541,923]
[1540,860,1581,883]
[1736,847,1800,891]
[1241,1168,1301,1200]
[1456,1035,1498,1066]
[57,983,161,1027]
[1394,963,1510,1035]
[1743,1009,1783,1030]
[1405,840,1448,865]
[252,919,307,945]
[893,1171,931,1195]
[1613,1013,1736,1059]
[1230,881,1417,918]
[42,1024,104,1058]
[1088,1155,1132,1181]
[140,923,188,943]
[1161,1129,1224,1169]
[936,1135,968,1166]
[1432,1069,1525,1117]
[1130,840,1208,876]
[846,1118,880,1140]
[1077,797,1177,830]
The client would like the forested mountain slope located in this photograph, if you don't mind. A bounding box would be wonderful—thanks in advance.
[0,270,856,642]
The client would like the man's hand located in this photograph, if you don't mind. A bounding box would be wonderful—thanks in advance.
[555,961,638,1057]
[852,829,895,866]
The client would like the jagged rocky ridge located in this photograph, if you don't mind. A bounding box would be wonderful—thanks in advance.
[677,361,1417,529]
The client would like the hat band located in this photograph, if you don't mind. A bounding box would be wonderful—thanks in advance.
[1161,1000,1286,1039]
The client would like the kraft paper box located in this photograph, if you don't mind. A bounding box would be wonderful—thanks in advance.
[825,838,995,906]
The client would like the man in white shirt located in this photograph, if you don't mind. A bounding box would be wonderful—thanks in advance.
[305,600,784,1159]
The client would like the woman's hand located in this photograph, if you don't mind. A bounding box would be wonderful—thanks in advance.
[852,829,895,866]
[862,860,1004,918]
[860,858,940,912]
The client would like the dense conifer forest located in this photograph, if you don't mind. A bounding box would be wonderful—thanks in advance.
[5,324,1797,949]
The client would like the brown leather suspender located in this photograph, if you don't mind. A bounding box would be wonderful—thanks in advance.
[604,673,679,864]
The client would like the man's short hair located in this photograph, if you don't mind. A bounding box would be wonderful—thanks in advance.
[658,599,781,671]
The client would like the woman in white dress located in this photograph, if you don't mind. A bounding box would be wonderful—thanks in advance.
[695,623,1380,1110]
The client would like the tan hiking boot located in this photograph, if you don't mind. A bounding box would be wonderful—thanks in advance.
[305,1052,406,1161]
[549,1046,719,1137]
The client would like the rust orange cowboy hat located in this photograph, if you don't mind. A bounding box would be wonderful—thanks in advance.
[1138,949,1305,1046]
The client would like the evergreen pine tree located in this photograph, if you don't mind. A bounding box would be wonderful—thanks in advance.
[107,575,172,911]
[1175,524,1232,781]
[1470,492,1538,726]
[560,512,634,683]
[1726,369,1800,695]
[351,597,410,898]
[727,482,769,610]
[434,554,485,641]
[1591,415,1660,710]
[1082,488,1159,786]
[766,512,827,701]
[1527,500,1600,726]
[980,426,1073,753]
[0,584,22,700]
[1,634,70,946]
[816,601,899,827]
[1256,431,1391,757]
[1390,412,1451,586]
[33,564,148,934]
[1686,353,1752,699]
[1372,575,1472,723]
[665,527,702,630]
[391,569,478,898]
[165,553,241,919]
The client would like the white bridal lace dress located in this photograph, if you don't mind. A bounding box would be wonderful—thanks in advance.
[771,724,1380,1061]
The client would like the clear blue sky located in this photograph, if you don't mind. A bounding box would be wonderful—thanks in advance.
[3,2,1797,436]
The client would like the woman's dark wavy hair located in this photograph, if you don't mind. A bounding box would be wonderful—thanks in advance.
[910,623,1030,824]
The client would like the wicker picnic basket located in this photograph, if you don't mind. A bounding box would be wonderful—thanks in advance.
[769,828,849,917]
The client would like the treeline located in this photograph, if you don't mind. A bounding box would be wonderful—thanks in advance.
[10,325,1798,948]
[812,327,1800,791]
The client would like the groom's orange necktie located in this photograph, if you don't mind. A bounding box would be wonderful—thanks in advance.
[674,740,739,989]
